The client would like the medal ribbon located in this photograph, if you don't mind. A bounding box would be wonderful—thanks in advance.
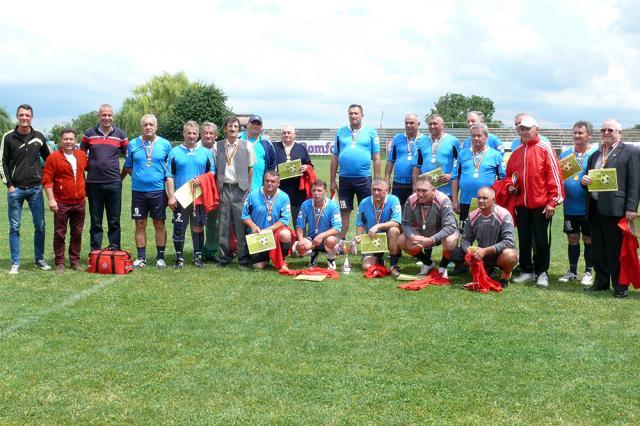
[430,135,443,159]
[373,196,387,224]
[262,188,279,221]
[406,132,420,158]
[226,140,239,165]
[472,147,488,174]
[143,138,155,164]
[312,198,327,233]
[420,205,430,230]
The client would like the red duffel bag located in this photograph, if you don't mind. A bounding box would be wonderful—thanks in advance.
[87,248,134,274]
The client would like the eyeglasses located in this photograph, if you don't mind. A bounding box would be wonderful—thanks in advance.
[600,128,617,134]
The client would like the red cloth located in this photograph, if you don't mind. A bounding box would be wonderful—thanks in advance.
[194,172,219,213]
[397,269,451,290]
[463,252,503,293]
[299,165,318,199]
[269,225,293,270]
[617,218,640,289]
[279,267,340,279]
[41,149,88,204]
[492,177,517,227]
[364,264,391,278]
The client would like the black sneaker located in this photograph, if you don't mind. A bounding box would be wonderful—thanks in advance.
[174,258,185,269]
[34,259,52,271]
[193,256,205,268]
[309,251,319,268]
[499,278,509,289]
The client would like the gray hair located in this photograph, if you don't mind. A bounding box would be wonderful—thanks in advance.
[140,114,157,126]
[371,177,389,188]
[469,123,489,136]
[202,121,218,133]
[183,120,199,133]
[468,111,485,122]
[572,120,593,135]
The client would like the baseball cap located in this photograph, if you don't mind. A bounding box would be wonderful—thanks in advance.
[518,117,538,128]
[248,114,263,124]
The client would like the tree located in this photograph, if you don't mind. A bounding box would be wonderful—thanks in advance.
[429,92,501,128]
[0,106,13,135]
[48,111,98,143]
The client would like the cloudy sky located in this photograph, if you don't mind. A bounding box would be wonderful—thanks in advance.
[1,0,639,132]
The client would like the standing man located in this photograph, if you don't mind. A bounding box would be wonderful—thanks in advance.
[582,119,640,298]
[451,123,505,222]
[412,113,461,197]
[197,122,221,262]
[384,113,425,206]
[1,104,52,273]
[510,113,550,152]
[558,121,597,285]
[166,121,216,269]
[216,116,256,267]
[81,104,129,251]
[122,114,172,269]
[506,116,564,287]
[461,111,503,154]
[239,115,276,191]
[330,104,381,239]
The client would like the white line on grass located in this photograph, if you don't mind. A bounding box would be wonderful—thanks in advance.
[1,276,122,339]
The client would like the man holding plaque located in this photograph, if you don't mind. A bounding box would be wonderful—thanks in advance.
[294,180,342,270]
[354,178,402,275]
[398,175,458,277]
[557,121,597,285]
[582,119,640,298]
[412,113,461,197]
[506,116,564,288]
[273,125,312,222]
[242,170,293,271]
[122,114,173,269]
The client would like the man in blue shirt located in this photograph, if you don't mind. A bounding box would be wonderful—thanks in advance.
[330,104,381,239]
[166,121,216,269]
[239,115,276,191]
[558,121,596,285]
[451,123,505,222]
[412,114,461,197]
[294,179,342,270]
[384,113,425,206]
[242,170,292,271]
[122,114,172,269]
[355,178,402,276]
[461,111,503,154]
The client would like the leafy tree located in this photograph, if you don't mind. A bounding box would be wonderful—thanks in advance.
[429,92,501,128]
[48,111,98,143]
[0,106,14,135]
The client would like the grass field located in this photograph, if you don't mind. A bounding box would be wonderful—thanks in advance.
[1,156,639,423]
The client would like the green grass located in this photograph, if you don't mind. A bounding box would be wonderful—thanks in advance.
[1,156,639,423]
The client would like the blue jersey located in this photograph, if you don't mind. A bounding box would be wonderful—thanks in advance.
[239,132,267,191]
[560,146,596,216]
[413,133,461,196]
[452,147,506,204]
[167,144,215,189]
[295,198,342,238]
[332,125,380,177]
[511,134,550,152]
[242,188,291,229]
[462,133,504,155]
[388,133,425,184]
[356,194,402,232]
[124,136,172,192]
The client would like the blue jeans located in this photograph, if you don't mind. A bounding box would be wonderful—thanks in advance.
[7,186,46,265]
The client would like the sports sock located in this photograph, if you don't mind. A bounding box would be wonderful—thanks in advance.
[568,244,580,274]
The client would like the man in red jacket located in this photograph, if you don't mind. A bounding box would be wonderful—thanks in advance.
[42,129,88,273]
[506,116,564,287]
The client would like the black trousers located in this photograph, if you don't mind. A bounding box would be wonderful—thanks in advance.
[515,206,551,275]
[588,198,623,290]
[86,182,122,251]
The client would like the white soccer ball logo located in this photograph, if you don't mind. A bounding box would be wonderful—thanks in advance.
[259,236,269,245]
[600,174,611,185]
[372,238,382,247]
[430,175,439,183]
[288,164,298,173]
[562,162,572,172]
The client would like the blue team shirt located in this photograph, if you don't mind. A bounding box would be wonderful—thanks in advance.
[124,136,173,192]
[242,188,291,229]
[356,194,402,232]
[462,133,504,155]
[511,134,550,152]
[239,132,267,191]
[452,147,506,204]
[388,133,425,184]
[560,146,597,216]
[332,125,380,177]
[413,133,461,196]
[295,198,342,238]
[166,145,215,189]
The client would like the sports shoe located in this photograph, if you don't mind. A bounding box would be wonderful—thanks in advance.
[193,256,205,268]
[438,267,449,279]
[9,264,19,275]
[558,270,577,282]
[71,263,84,272]
[55,264,65,274]
[156,259,166,269]
[133,258,146,268]
[390,265,402,278]
[309,251,319,268]
[35,259,52,271]
[499,278,509,289]
[513,272,535,283]
[581,270,593,286]
[327,258,337,270]
[417,261,436,276]
[536,272,549,288]
[174,258,185,269]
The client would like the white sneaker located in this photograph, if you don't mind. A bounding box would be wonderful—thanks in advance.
[133,258,146,268]
[536,272,549,288]
[156,259,166,269]
[558,270,578,282]
[581,271,593,286]
[438,267,448,279]
[417,261,436,276]
[9,264,19,275]
[513,272,535,283]
[327,258,337,270]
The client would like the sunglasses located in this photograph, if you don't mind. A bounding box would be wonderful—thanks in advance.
[600,128,617,134]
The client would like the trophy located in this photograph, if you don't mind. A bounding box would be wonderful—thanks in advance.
[341,239,357,274]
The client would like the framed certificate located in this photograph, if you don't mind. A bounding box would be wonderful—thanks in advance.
[358,232,389,254]
[588,168,618,192]
[174,180,202,209]
[246,230,277,254]
[278,159,303,180]
[420,167,446,188]
[469,197,478,212]
[559,154,582,181]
